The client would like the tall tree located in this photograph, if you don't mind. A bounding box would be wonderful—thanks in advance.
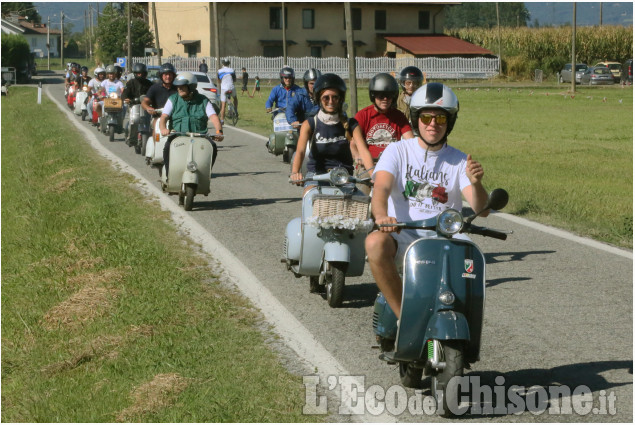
[1,2,41,23]
[444,3,529,29]
[95,3,153,64]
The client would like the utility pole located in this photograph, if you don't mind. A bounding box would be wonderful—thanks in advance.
[61,12,64,69]
[496,3,502,75]
[213,2,220,73]
[571,3,576,94]
[47,16,50,70]
[344,2,357,115]
[152,2,162,65]
[88,5,92,60]
[282,2,287,65]
[84,10,88,59]
[127,2,132,73]
[599,2,603,26]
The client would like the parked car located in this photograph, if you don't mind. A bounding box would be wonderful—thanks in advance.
[147,65,161,84]
[559,63,588,84]
[621,59,632,84]
[580,66,615,85]
[595,61,622,82]
[192,71,220,114]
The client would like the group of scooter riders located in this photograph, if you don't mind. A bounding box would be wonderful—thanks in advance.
[269,65,489,333]
[67,60,490,348]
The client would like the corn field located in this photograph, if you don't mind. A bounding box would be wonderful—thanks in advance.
[446,26,633,78]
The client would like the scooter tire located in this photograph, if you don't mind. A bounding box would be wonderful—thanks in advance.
[326,261,346,308]
[109,126,115,142]
[285,146,296,166]
[141,134,149,155]
[184,184,196,211]
[81,110,87,121]
[431,340,464,417]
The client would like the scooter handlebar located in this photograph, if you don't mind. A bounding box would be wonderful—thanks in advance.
[467,225,511,241]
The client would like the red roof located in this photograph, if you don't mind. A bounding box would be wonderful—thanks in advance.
[384,35,493,56]
[18,18,61,35]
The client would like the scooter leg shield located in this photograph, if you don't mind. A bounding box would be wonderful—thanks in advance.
[373,293,398,340]
[284,218,302,262]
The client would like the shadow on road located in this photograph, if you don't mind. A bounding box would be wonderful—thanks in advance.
[336,282,378,309]
[192,196,299,211]
[212,171,279,178]
[485,250,556,263]
[486,277,532,288]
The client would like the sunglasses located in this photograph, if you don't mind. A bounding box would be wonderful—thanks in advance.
[321,95,340,102]
[419,113,448,125]
[375,93,392,100]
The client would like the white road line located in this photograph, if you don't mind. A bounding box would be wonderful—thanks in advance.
[45,87,396,423]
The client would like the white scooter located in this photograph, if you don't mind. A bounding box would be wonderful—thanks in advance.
[74,82,90,121]
[160,132,223,211]
[145,109,169,173]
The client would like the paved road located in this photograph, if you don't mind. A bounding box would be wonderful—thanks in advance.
[45,77,632,422]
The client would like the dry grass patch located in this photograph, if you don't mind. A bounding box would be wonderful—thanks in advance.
[41,334,124,375]
[66,267,127,287]
[116,373,191,422]
[46,177,77,194]
[50,168,75,179]
[42,285,119,330]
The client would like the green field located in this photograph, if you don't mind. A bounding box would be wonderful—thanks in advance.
[1,88,317,422]
[234,84,633,248]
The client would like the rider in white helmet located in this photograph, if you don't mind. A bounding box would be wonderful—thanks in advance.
[365,82,489,321]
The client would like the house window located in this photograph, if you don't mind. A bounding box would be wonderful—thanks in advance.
[263,45,283,57]
[344,8,362,30]
[310,46,322,58]
[270,7,288,30]
[303,9,314,29]
[375,10,386,30]
[418,11,430,30]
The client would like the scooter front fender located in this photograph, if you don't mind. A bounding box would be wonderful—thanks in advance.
[323,241,350,264]
[424,310,470,342]
[182,170,198,185]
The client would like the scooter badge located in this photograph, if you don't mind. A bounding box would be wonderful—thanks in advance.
[462,259,476,278]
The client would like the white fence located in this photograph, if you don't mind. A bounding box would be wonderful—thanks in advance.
[132,56,499,80]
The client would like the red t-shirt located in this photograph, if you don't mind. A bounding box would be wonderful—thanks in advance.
[353,105,412,159]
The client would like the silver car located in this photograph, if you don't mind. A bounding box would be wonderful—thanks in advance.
[580,66,615,85]
[192,71,221,114]
[559,63,588,84]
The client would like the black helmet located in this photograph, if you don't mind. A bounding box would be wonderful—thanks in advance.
[132,63,147,74]
[302,68,322,92]
[398,66,424,92]
[313,73,346,111]
[159,63,176,77]
[369,73,399,104]
[71,62,79,70]
[221,58,230,66]
[80,66,89,73]
[114,65,123,77]
[409,82,460,139]
[280,67,295,85]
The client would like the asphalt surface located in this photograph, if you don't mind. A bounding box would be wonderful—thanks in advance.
[42,75,633,422]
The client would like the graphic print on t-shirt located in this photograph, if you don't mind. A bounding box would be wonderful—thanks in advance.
[365,123,397,150]
[403,163,449,208]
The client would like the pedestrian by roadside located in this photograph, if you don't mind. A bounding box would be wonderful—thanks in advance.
[241,67,249,96]
[199,59,208,73]
[250,76,261,98]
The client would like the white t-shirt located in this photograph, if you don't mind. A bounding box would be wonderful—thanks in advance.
[100,79,124,97]
[217,66,235,91]
[88,78,104,93]
[374,138,471,223]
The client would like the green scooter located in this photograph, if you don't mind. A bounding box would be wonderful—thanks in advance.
[266,108,298,164]
[373,189,511,417]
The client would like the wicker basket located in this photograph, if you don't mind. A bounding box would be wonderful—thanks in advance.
[104,98,123,112]
[312,195,370,220]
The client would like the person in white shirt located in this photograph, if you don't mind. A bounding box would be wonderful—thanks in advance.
[366,83,489,319]
[217,58,237,124]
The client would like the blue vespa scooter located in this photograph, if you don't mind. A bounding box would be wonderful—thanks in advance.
[372,189,511,417]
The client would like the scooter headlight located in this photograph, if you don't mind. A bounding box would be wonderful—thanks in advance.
[286,131,294,140]
[329,167,350,185]
[187,161,198,172]
[109,92,118,99]
[437,209,463,236]
[439,291,455,305]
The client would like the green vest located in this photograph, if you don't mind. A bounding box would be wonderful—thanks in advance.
[168,92,209,133]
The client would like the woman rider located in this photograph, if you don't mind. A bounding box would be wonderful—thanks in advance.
[290,74,354,194]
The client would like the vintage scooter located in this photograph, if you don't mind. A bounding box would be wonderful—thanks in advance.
[134,96,152,155]
[266,108,298,164]
[101,90,126,142]
[66,82,76,110]
[372,189,511,417]
[145,109,169,174]
[283,168,372,307]
[160,132,223,211]
[73,82,90,121]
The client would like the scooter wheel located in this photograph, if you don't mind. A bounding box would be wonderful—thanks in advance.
[431,341,464,417]
[184,184,196,211]
[109,126,115,142]
[399,362,423,389]
[81,110,87,121]
[325,261,346,308]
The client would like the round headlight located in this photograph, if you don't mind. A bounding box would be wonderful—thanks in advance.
[109,92,118,99]
[329,167,350,185]
[439,291,455,305]
[186,161,198,172]
[437,209,463,236]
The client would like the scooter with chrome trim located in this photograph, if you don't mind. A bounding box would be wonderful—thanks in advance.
[145,108,169,174]
[160,131,223,211]
[266,108,298,164]
[73,82,90,121]
[283,167,372,307]
[372,189,511,417]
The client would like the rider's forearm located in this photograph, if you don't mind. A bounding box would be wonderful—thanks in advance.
[469,181,489,217]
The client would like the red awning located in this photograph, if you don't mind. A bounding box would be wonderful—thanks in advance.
[384,35,493,56]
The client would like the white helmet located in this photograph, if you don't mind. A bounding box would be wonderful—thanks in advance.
[174,71,197,91]
[94,67,105,77]
[409,82,459,140]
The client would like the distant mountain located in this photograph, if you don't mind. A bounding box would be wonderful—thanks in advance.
[525,2,633,27]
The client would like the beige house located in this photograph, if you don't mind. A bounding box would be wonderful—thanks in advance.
[146,2,448,59]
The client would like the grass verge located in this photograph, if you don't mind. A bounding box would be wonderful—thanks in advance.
[235,83,632,248]
[1,87,317,422]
